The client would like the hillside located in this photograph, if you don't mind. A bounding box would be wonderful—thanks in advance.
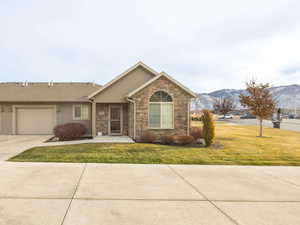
[192,84,300,110]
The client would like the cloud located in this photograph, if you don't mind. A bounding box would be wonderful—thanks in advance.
[0,0,300,92]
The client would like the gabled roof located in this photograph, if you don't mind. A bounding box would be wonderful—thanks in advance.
[89,61,158,99]
[127,72,197,98]
[0,82,101,102]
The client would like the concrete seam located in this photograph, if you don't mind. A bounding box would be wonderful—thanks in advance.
[60,163,87,225]
[72,198,300,203]
[167,165,240,225]
[260,170,300,189]
[1,196,300,203]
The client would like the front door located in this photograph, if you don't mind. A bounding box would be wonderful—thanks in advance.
[109,105,122,135]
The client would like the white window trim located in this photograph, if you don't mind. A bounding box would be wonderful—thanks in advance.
[148,102,174,129]
[73,104,89,120]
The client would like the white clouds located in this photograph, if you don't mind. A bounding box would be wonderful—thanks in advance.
[0,0,300,92]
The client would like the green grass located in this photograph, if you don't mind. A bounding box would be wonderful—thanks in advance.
[9,122,300,165]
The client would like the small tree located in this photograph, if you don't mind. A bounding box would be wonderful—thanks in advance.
[201,109,215,147]
[213,97,235,117]
[239,80,276,137]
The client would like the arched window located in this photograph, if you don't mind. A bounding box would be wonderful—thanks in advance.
[149,91,174,129]
[150,91,172,102]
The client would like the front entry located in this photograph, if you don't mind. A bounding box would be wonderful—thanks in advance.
[109,105,122,135]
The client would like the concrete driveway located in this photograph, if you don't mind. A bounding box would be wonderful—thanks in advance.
[0,135,51,161]
[0,163,300,225]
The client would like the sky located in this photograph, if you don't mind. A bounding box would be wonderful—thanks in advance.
[0,0,300,93]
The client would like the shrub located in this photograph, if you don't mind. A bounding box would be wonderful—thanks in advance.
[160,135,175,145]
[191,115,202,121]
[176,135,195,145]
[201,109,215,147]
[190,127,203,140]
[54,123,86,141]
[140,131,157,143]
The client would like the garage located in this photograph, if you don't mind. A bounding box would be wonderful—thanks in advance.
[15,107,55,135]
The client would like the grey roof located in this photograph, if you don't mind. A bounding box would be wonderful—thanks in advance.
[0,82,102,102]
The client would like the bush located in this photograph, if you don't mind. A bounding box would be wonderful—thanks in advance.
[54,123,86,141]
[140,131,157,143]
[160,135,175,145]
[191,115,202,121]
[176,135,195,145]
[190,127,203,140]
[201,109,215,147]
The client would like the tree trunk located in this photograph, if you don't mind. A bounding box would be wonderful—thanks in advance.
[259,119,263,137]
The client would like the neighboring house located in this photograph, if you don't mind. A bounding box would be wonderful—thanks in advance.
[0,62,196,140]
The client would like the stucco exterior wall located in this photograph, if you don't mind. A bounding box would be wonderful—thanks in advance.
[93,66,155,103]
[131,76,192,140]
[0,102,92,135]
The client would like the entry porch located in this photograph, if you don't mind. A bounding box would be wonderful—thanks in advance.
[91,103,133,137]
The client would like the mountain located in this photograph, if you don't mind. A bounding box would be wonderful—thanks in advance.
[192,84,300,110]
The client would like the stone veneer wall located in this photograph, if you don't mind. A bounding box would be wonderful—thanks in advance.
[131,76,192,140]
[96,103,109,135]
[96,103,128,135]
[127,102,134,137]
[122,104,128,135]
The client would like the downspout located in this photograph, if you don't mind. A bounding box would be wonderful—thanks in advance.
[126,97,136,139]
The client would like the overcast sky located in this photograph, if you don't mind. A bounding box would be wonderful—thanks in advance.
[1,0,300,93]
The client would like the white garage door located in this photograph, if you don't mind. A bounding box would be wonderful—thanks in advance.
[16,108,55,134]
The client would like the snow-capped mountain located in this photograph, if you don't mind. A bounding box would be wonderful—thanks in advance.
[192,84,300,110]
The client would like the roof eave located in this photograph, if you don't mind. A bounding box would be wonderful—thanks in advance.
[0,100,92,103]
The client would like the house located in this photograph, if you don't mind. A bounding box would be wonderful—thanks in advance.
[0,62,196,140]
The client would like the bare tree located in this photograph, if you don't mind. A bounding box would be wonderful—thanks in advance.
[193,95,202,110]
[239,79,276,137]
[213,97,235,117]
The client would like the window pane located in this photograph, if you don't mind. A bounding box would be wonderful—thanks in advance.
[81,105,89,120]
[74,104,89,120]
[161,91,170,102]
[150,92,161,102]
[74,106,81,118]
[161,103,173,128]
[111,107,121,120]
[149,104,161,128]
[166,95,172,102]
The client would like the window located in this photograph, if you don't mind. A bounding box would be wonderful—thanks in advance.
[149,91,173,129]
[73,104,89,120]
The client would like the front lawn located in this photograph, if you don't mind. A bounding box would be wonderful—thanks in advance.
[9,122,300,165]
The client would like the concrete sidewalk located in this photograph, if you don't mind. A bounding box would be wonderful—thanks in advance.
[0,163,300,225]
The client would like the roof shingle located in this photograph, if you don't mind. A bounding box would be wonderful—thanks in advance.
[0,82,102,102]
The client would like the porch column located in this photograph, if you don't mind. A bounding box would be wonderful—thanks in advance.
[92,101,96,137]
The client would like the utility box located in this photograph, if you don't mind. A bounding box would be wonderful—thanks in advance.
[272,121,280,129]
